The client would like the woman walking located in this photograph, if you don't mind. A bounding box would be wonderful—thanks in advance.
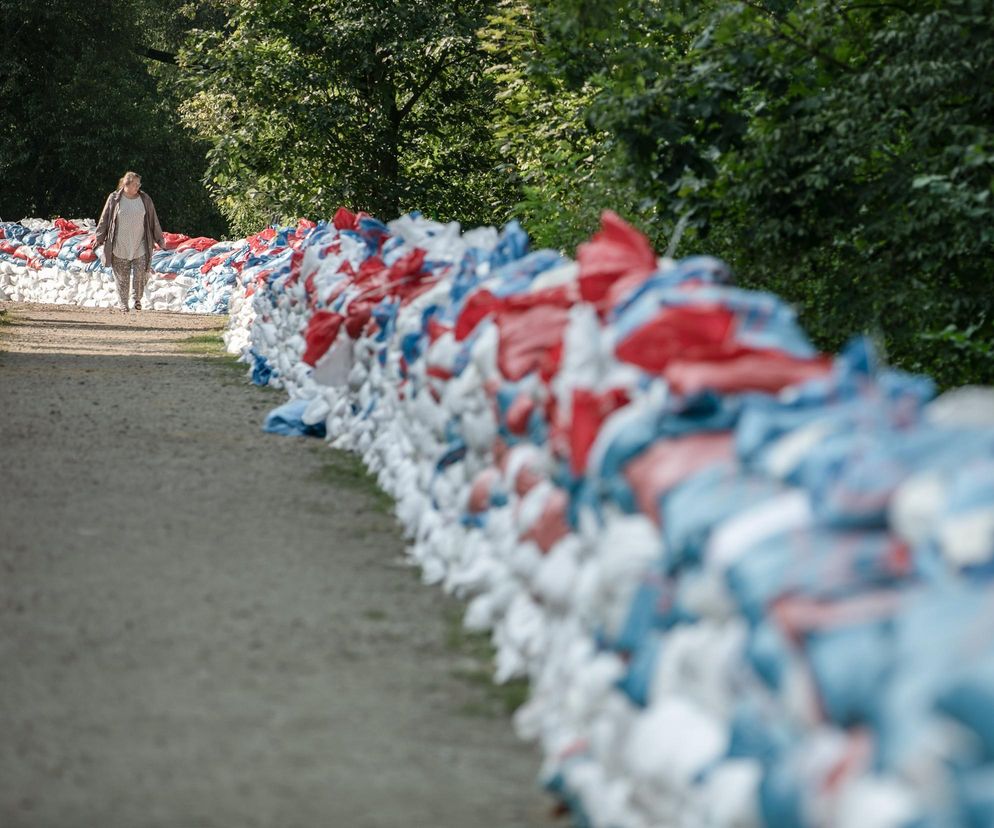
[94,171,164,312]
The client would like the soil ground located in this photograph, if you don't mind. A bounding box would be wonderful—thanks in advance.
[0,302,552,828]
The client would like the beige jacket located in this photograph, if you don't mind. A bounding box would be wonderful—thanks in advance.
[94,189,165,269]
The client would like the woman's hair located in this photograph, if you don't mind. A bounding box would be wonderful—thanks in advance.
[117,171,142,190]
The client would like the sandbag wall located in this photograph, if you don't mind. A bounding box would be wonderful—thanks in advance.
[222,208,994,828]
[5,209,993,826]
[0,217,315,314]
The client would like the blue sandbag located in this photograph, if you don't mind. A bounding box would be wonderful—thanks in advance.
[660,462,784,570]
[724,529,912,623]
[262,398,326,438]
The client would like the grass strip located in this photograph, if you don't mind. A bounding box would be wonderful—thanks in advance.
[445,604,530,718]
[310,447,395,516]
[179,329,255,381]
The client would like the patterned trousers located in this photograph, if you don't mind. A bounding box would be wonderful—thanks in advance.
[111,254,149,310]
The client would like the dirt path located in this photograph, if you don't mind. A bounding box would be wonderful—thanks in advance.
[0,303,550,828]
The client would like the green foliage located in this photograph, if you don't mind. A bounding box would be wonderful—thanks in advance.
[3,0,991,386]
[526,0,994,385]
[178,0,517,234]
[478,1,666,252]
[0,0,227,236]
[311,453,395,516]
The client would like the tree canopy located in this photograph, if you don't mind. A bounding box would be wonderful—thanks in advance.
[0,0,227,235]
[177,0,516,233]
[2,0,991,384]
[509,0,994,385]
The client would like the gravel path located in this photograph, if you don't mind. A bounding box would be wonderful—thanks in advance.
[0,303,549,828]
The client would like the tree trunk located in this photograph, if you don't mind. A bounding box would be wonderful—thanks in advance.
[380,93,402,219]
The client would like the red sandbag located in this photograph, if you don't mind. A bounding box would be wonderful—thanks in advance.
[427,318,450,342]
[664,351,833,395]
[333,207,358,230]
[177,236,218,252]
[345,299,374,339]
[569,388,631,475]
[467,468,503,514]
[304,271,318,304]
[455,290,501,341]
[522,486,571,553]
[161,232,188,250]
[200,253,228,274]
[283,247,306,287]
[506,396,536,435]
[426,364,453,382]
[615,305,737,372]
[456,284,576,342]
[576,211,657,308]
[247,227,276,253]
[388,248,431,303]
[496,304,571,382]
[54,217,80,234]
[625,432,735,522]
[354,255,385,286]
[51,218,86,245]
[302,310,345,366]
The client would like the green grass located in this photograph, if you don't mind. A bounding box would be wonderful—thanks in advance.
[309,447,395,515]
[444,603,530,717]
[299,400,528,718]
[180,330,232,359]
[181,331,225,350]
[0,308,13,352]
[445,603,495,659]
[179,329,257,381]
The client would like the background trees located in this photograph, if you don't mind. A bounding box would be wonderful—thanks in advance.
[2,0,990,383]
[177,0,516,234]
[515,0,994,385]
[0,0,227,236]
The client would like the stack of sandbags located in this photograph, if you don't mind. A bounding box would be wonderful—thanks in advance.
[0,219,105,305]
[229,206,994,828]
[1,218,270,314]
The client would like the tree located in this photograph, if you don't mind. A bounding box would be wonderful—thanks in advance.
[178,0,516,233]
[478,0,653,252]
[525,0,994,385]
[0,0,227,235]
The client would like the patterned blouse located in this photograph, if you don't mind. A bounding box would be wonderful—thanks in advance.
[113,194,147,260]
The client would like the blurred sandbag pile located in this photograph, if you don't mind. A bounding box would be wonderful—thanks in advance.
[6,205,993,827]
[222,207,994,828]
[0,217,317,314]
